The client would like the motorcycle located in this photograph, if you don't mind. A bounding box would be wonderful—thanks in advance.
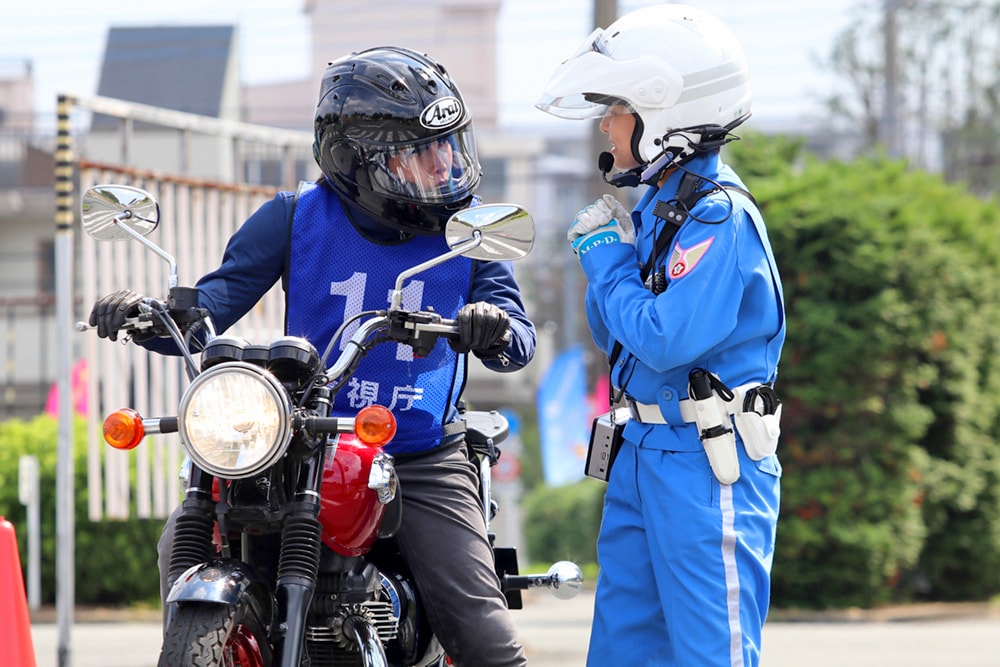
[78,184,583,667]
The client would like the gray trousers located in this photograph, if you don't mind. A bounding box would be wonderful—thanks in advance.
[158,440,526,667]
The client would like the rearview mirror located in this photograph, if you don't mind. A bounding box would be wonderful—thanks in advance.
[444,204,534,261]
[81,185,160,241]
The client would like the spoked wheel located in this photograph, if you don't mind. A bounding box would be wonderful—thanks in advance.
[158,600,271,667]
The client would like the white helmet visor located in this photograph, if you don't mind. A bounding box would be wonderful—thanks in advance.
[536,30,609,120]
[536,28,683,120]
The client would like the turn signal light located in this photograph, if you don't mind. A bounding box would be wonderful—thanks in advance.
[103,408,145,450]
[354,405,396,446]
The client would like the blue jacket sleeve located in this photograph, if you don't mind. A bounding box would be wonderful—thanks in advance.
[193,194,291,333]
[585,284,613,354]
[579,197,746,373]
[140,193,292,355]
[469,259,536,372]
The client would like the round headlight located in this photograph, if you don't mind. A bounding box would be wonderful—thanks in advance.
[178,361,292,479]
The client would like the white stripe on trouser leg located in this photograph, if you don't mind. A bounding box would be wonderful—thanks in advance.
[720,483,744,667]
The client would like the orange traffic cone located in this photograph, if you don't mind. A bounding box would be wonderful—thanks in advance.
[0,516,37,667]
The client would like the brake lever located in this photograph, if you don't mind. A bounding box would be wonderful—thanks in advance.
[72,311,159,338]
[386,310,511,366]
[386,310,458,357]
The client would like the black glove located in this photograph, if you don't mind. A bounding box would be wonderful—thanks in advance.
[449,302,511,358]
[88,289,145,341]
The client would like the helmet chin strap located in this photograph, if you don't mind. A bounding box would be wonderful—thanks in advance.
[597,145,680,189]
[640,149,678,183]
[597,116,747,189]
[642,117,749,186]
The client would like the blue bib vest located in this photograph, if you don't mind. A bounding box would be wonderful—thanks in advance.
[286,182,473,455]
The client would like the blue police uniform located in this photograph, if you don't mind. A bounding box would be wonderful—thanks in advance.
[579,152,785,667]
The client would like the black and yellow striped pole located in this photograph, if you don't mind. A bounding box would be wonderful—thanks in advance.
[54,93,76,667]
[55,96,75,230]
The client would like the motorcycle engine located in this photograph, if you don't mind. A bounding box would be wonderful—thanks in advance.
[306,568,425,667]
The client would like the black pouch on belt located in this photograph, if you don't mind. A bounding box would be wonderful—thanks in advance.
[585,407,630,482]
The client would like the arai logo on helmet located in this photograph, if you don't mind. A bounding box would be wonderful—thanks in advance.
[420,97,464,129]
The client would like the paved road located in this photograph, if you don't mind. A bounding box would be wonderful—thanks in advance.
[516,591,1000,666]
[30,591,1000,666]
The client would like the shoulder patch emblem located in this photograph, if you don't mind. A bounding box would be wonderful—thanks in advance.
[668,237,714,279]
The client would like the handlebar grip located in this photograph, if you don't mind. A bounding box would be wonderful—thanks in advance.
[139,416,177,435]
[503,573,554,591]
[157,417,178,434]
[303,416,354,434]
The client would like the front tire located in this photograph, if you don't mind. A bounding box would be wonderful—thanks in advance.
[158,601,271,667]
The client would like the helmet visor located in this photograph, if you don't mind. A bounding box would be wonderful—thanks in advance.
[365,128,481,205]
[536,29,610,120]
[536,25,685,121]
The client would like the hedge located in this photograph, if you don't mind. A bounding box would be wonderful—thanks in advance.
[0,415,162,606]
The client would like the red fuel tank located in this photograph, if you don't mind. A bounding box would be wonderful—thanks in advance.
[318,435,387,556]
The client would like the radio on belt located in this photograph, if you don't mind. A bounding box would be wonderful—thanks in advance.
[585,407,629,482]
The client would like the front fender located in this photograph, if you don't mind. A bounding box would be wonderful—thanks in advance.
[165,558,274,629]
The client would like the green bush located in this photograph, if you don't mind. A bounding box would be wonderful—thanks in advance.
[0,415,163,606]
[728,138,1000,607]
[522,479,604,566]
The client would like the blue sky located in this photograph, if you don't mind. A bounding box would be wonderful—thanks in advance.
[0,0,858,129]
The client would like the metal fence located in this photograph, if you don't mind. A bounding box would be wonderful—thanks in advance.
[66,95,313,520]
[1,296,56,419]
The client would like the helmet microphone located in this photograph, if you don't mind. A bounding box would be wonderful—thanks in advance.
[598,151,615,173]
[598,151,642,188]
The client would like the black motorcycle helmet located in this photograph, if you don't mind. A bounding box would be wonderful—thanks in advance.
[313,46,482,236]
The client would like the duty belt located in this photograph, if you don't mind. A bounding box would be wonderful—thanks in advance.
[625,382,764,425]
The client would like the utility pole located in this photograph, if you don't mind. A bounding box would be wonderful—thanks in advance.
[588,0,619,202]
[881,0,902,157]
[569,0,620,387]
[559,0,620,358]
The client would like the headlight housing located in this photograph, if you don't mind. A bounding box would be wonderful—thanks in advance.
[178,362,292,479]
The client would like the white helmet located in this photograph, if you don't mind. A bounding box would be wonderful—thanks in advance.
[537,4,751,170]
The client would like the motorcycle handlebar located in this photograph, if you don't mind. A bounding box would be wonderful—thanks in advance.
[503,574,556,591]
[390,311,459,339]
[150,416,179,434]
[503,561,584,600]
[73,313,158,335]
[412,317,458,336]
[134,416,178,435]
[412,317,460,349]
[301,415,356,435]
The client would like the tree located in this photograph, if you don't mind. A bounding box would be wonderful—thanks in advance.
[733,134,1000,606]
[825,0,1000,196]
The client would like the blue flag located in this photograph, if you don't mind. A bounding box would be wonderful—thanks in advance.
[536,345,589,486]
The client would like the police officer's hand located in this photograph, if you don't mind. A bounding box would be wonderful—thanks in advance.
[88,289,145,341]
[568,194,635,255]
[449,302,511,358]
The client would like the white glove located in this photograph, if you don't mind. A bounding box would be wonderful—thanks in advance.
[568,194,635,255]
